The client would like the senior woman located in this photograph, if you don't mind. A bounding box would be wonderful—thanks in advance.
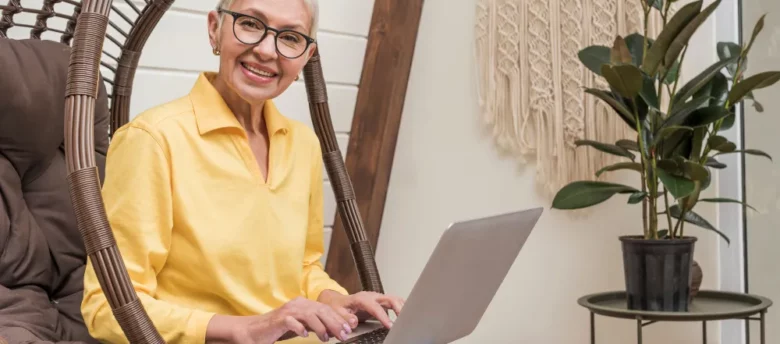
[79,0,403,343]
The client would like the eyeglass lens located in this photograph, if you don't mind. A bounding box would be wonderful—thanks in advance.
[233,15,308,58]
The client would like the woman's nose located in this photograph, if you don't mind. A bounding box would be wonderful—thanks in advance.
[253,33,278,59]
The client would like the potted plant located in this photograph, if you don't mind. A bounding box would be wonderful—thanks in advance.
[551,0,778,312]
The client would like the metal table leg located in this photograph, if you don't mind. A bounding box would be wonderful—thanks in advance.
[760,311,766,344]
[590,312,595,344]
[702,321,707,344]
[637,318,643,344]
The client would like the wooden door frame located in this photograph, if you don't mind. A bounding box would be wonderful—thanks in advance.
[324,0,425,293]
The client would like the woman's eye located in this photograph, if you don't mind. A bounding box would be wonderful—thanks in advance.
[281,34,300,43]
[240,21,260,29]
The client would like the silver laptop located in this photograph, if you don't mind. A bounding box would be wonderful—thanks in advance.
[331,207,544,344]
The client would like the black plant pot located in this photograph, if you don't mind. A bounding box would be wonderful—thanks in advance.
[620,235,697,312]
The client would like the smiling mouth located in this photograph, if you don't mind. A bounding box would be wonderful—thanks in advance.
[241,62,277,78]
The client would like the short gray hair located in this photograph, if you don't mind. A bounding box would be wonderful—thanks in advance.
[216,0,319,38]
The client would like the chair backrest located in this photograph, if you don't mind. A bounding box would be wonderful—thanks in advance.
[0,37,108,344]
[4,1,383,343]
[1,0,171,136]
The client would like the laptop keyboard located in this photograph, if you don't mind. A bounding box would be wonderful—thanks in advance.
[340,327,389,344]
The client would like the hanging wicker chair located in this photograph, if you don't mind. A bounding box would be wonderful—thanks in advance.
[1,0,383,343]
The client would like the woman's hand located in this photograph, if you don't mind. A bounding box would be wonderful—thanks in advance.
[317,290,406,330]
[207,297,353,343]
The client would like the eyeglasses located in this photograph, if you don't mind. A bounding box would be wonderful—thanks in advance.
[218,9,316,59]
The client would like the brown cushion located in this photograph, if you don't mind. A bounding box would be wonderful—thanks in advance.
[0,38,108,344]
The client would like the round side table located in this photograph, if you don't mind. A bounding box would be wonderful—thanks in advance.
[578,290,773,344]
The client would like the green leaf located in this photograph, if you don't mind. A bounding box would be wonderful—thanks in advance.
[744,14,767,58]
[694,72,729,107]
[625,33,648,66]
[628,191,647,204]
[673,56,739,107]
[660,129,693,160]
[664,0,722,68]
[721,109,736,130]
[708,135,727,147]
[662,95,710,129]
[640,75,660,110]
[575,140,636,160]
[716,42,741,60]
[746,92,765,112]
[658,169,696,199]
[584,88,637,129]
[653,126,693,146]
[715,142,737,153]
[663,60,681,85]
[714,149,773,161]
[641,118,654,156]
[634,93,651,122]
[708,135,736,153]
[683,161,709,181]
[616,139,639,152]
[705,157,727,169]
[717,42,742,77]
[680,178,705,210]
[668,205,730,244]
[657,159,680,174]
[611,36,633,65]
[727,71,780,106]
[690,127,707,160]
[552,181,640,210]
[657,229,670,239]
[686,106,731,127]
[579,45,612,76]
[700,168,713,192]
[601,64,644,98]
[642,1,703,76]
[596,162,643,177]
[710,72,729,106]
[699,198,757,212]
[645,0,663,10]
[673,156,687,167]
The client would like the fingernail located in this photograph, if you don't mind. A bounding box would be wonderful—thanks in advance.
[343,323,352,333]
[303,330,308,337]
[340,330,348,340]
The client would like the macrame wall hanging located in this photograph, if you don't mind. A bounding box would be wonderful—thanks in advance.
[475,0,665,198]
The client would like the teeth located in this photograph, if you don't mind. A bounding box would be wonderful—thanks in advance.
[243,63,274,77]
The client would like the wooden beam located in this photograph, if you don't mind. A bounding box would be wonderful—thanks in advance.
[324,0,425,293]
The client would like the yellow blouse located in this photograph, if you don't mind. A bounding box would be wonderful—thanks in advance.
[80,72,347,344]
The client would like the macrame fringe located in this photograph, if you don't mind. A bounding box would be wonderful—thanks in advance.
[475,0,663,199]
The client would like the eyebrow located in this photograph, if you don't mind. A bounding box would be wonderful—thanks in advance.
[241,7,307,32]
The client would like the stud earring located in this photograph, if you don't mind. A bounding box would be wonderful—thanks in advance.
[213,47,220,56]
[295,75,300,81]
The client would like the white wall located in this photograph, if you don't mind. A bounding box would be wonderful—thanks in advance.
[743,0,780,342]
[376,0,725,343]
[92,0,376,265]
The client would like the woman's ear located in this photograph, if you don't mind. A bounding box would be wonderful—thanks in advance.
[304,44,317,62]
[207,10,221,52]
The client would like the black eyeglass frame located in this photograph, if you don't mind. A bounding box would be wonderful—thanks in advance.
[217,8,317,59]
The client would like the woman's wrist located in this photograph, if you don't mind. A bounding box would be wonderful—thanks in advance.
[317,289,348,306]
[205,314,243,343]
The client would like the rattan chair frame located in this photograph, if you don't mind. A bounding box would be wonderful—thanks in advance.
[2,0,383,342]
